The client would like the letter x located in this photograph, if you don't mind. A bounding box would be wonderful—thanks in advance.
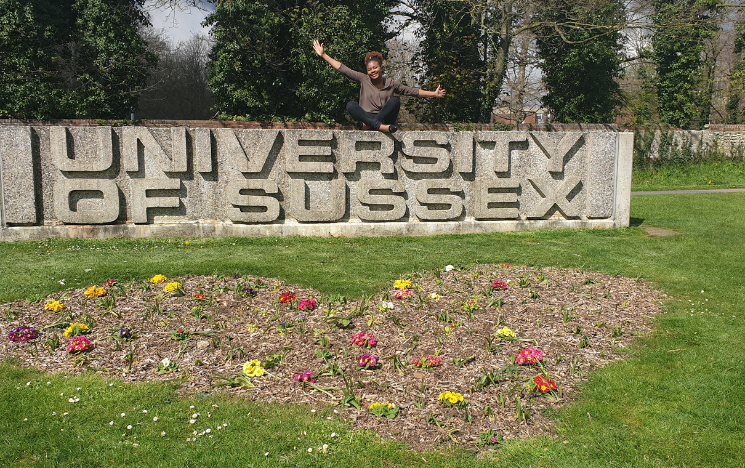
[527,177,582,218]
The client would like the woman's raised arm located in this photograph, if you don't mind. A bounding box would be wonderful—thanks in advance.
[313,40,341,70]
[418,85,447,99]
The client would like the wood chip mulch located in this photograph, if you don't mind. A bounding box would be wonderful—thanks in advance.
[0,264,664,451]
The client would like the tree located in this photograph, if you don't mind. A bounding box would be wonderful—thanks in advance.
[0,0,76,119]
[70,0,157,118]
[0,0,155,119]
[407,0,485,123]
[138,32,214,120]
[651,0,721,129]
[535,0,625,123]
[204,0,394,122]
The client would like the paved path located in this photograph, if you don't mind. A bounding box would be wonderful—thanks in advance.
[632,188,745,195]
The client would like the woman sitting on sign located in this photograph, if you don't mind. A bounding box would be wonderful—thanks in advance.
[313,40,446,133]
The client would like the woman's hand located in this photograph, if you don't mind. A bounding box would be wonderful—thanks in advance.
[434,85,446,98]
[313,40,324,57]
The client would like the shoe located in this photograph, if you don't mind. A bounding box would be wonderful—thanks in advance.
[354,120,363,130]
[388,124,398,134]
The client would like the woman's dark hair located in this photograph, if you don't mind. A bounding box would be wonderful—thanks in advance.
[365,51,384,67]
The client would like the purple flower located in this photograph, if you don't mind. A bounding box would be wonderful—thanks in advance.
[357,353,379,369]
[119,328,132,339]
[8,326,39,342]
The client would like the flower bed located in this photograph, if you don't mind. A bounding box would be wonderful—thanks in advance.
[0,264,662,451]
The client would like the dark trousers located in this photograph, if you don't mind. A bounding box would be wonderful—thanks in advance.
[346,97,400,130]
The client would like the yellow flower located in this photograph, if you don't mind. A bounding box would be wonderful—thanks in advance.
[150,274,167,283]
[393,279,411,290]
[64,323,90,338]
[429,293,441,300]
[438,391,464,405]
[44,300,65,312]
[496,327,516,338]
[242,359,265,378]
[369,402,384,410]
[84,286,107,298]
[164,282,182,292]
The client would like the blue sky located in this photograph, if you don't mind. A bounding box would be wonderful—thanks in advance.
[147,2,213,43]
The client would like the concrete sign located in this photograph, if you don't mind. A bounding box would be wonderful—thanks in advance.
[0,126,632,240]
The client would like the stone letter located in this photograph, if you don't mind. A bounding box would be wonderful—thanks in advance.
[225,179,280,223]
[0,126,36,224]
[472,178,520,219]
[526,176,582,218]
[289,179,345,222]
[337,132,394,174]
[215,129,278,173]
[414,180,463,220]
[122,127,188,173]
[355,179,406,221]
[51,127,113,172]
[130,178,181,224]
[401,131,451,173]
[530,132,583,173]
[451,131,474,173]
[284,130,334,173]
[193,127,213,173]
[476,131,528,173]
[54,179,119,224]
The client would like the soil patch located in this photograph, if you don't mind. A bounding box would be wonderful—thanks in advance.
[0,264,663,451]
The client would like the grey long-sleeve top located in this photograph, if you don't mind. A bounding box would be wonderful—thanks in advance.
[338,63,420,113]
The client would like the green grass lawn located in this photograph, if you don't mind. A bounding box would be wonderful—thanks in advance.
[2,192,745,466]
[632,160,745,191]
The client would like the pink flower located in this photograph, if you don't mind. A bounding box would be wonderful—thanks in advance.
[413,355,441,369]
[66,336,92,353]
[357,353,379,369]
[491,280,507,290]
[103,278,117,288]
[393,289,414,300]
[293,370,315,383]
[515,346,544,365]
[350,332,377,348]
[298,299,316,311]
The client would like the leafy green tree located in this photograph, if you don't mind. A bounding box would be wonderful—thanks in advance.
[205,0,394,122]
[651,0,720,129]
[0,0,75,119]
[535,0,625,123]
[0,0,155,119]
[407,0,485,123]
[70,0,156,118]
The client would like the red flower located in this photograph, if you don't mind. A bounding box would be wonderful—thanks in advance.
[533,375,557,393]
[279,292,296,303]
[193,293,205,300]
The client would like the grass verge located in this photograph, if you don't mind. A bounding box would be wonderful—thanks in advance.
[2,193,745,466]
[632,160,745,191]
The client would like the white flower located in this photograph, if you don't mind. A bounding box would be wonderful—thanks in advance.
[63,412,68,416]
[153,417,158,422]
[69,398,75,403]
[142,410,148,414]
[109,421,114,426]
[189,405,195,409]
[52,412,57,416]
[127,425,132,430]
[160,358,171,367]
[386,301,394,309]
[26,382,31,386]
[47,382,51,385]
[264,453,269,457]
[191,413,199,419]
[161,431,166,437]
[307,448,312,453]
[330,432,336,437]
[445,265,454,271]
[121,413,126,417]
[205,428,211,433]
[58,279,66,285]
[189,419,196,424]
